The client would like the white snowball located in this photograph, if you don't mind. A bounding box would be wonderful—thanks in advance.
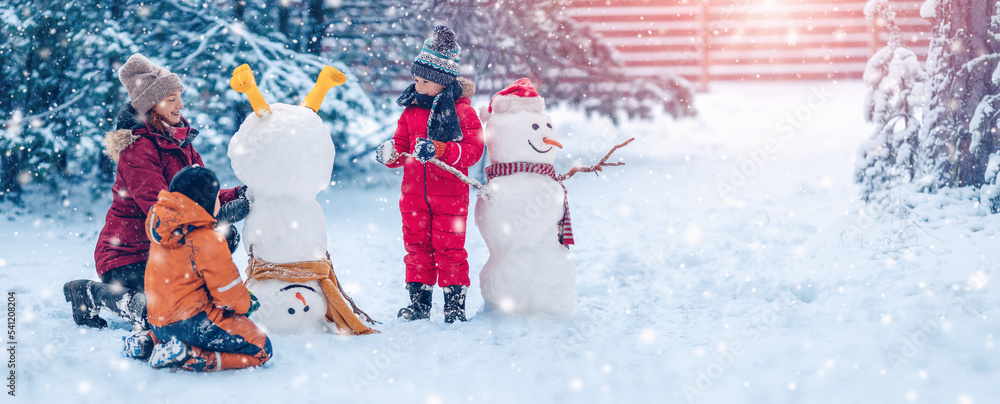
[244,196,328,263]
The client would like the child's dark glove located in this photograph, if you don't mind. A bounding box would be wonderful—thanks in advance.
[217,195,251,224]
[414,138,436,163]
[235,184,248,199]
[375,139,399,165]
[215,223,241,254]
[245,291,260,317]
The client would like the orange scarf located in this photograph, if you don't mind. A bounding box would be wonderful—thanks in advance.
[245,251,379,335]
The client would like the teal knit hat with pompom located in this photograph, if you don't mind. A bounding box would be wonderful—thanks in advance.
[411,25,461,86]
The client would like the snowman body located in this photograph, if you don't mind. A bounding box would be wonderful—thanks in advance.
[228,103,335,334]
[476,106,577,316]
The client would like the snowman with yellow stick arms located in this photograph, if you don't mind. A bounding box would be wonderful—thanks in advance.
[228,64,378,335]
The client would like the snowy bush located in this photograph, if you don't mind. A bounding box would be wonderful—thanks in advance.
[855,0,928,203]
[856,0,1000,211]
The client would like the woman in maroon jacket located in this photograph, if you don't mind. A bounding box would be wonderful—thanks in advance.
[63,54,247,330]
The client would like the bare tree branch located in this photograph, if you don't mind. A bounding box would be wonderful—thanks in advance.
[558,138,635,182]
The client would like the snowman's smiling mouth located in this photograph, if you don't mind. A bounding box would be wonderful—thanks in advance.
[279,284,318,293]
[528,140,554,154]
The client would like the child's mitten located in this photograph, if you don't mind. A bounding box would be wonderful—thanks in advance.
[216,223,241,254]
[246,292,260,316]
[217,197,250,224]
[234,184,248,200]
[414,138,436,163]
[375,139,399,165]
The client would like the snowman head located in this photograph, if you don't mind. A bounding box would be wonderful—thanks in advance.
[228,65,345,196]
[481,78,562,165]
[250,279,328,334]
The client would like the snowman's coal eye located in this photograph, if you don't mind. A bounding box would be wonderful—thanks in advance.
[532,124,539,130]
[547,123,553,129]
[288,308,295,314]
[303,306,310,312]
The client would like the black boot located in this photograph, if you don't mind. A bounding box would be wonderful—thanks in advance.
[63,280,108,329]
[397,282,432,321]
[442,285,468,324]
[91,282,149,331]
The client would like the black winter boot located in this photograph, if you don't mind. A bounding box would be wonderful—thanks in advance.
[63,280,108,329]
[442,285,468,324]
[397,282,432,321]
[91,282,149,331]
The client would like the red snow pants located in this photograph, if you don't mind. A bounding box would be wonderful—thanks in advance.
[400,192,471,287]
[152,309,272,372]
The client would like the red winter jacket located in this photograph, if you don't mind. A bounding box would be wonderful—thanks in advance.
[94,105,237,276]
[387,77,484,196]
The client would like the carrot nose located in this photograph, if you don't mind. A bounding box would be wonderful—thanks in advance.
[295,292,307,306]
[542,137,563,148]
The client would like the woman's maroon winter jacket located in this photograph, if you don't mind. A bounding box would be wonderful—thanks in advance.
[94,105,237,276]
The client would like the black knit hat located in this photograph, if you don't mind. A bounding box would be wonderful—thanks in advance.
[169,165,219,216]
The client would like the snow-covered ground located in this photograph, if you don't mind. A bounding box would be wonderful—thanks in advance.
[2,81,997,403]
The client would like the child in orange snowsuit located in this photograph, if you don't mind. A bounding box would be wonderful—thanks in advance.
[123,165,271,372]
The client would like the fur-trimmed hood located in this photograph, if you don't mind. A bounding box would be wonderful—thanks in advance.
[456,77,476,99]
[103,129,141,163]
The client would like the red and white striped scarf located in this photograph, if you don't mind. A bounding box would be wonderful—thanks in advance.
[484,162,574,247]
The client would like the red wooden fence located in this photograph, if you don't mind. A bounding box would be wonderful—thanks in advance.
[566,0,931,88]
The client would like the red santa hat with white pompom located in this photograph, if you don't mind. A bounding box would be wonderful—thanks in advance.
[479,78,546,122]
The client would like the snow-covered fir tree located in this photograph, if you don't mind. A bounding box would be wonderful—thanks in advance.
[971,3,1000,210]
[918,0,999,190]
[856,0,1000,210]
[1,0,134,200]
[855,0,928,202]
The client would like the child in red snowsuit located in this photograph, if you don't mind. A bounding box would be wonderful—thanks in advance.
[376,25,484,323]
[122,165,271,371]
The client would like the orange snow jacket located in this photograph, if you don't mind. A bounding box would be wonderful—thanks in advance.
[144,190,251,327]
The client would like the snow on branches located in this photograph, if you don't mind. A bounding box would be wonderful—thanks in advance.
[856,0,1000,211]
[855,0,928,203]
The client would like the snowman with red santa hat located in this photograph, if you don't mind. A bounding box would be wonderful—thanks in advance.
[475,78,578,316]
